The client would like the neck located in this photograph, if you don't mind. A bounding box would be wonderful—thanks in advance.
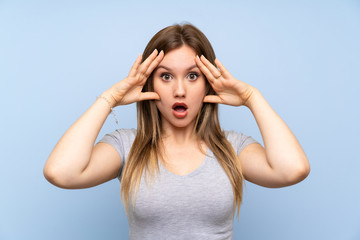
[160,121,199,145]
[158,120,207,165]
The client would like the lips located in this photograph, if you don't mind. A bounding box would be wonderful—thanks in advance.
[172,102,188,118]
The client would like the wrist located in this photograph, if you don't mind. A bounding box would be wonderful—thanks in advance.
[100,90,117,108]
[244,88,262,109]
[97,91,119,125]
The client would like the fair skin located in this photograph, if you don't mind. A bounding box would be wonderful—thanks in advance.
[152,46,207,174]
[44,45,310,189]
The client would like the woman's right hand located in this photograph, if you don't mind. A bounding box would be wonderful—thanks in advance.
[102,49,164,107]
[43,51,164,189]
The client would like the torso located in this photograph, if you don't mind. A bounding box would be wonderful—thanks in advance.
[98,128,257,239]
[159,141,207,176]
[128,148,235,240]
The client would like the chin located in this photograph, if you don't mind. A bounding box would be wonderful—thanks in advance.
[163,117,196,130]
[171,120,193,129]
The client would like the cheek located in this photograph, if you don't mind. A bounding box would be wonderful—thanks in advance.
[154,86,169,101]
[190,85,206,106]
[153,83,168,110]
[196,79,207,97]
[153,78,167,93]
[153,79,160,93]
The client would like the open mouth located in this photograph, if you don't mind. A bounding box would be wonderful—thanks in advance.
[172,102,188,118]
[172,102,188,111]
[174,106,187,112]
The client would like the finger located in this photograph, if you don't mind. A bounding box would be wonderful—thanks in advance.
[203,95,222,103]
[195,55,216,83]
[144,50,164,77]
[128,54,142,77]
[200,55,222,79]
[137,49,159,78]
[214,58,231,78]
[139,92,160,101]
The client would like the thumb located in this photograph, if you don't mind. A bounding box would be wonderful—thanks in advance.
[139,92,160,101]
[203,95,222,103]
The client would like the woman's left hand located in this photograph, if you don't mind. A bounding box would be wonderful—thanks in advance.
[195,55,256,107]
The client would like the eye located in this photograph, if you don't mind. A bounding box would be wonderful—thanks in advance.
[187,72,200,81]
[160,73,173,81]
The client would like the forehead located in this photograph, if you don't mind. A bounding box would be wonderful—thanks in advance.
[159,45,197,69]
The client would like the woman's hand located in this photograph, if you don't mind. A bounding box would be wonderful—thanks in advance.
[103,49,164,107]
[195,55,257,107]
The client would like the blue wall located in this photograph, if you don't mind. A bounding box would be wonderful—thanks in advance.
[1,0,359,239]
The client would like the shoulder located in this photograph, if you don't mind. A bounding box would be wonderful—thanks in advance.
[97,128,137,160]
[223,130,254,144]
[115,128,137,141]
[223,130,258,155]
[101,128,137,143]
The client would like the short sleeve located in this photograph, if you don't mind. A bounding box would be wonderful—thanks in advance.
[97,128,137,179]
[224,130,258,156]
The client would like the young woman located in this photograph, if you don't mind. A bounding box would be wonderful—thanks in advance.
[44,24,310,239]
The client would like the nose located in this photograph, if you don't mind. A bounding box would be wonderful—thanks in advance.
[173,78,186,98]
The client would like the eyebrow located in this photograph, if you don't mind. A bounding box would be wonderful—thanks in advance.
[155,64,199,72]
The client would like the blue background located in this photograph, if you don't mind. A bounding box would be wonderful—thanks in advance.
[1,0,359,239]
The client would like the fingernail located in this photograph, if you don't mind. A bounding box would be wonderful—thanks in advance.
[153,49,157,54]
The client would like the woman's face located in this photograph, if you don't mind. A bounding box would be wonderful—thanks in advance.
[153,45,206,129]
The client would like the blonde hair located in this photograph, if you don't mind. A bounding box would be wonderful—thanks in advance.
[120,23,244,217]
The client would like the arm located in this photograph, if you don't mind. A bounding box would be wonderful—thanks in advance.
[44,49,164,189]
[239,89,310,187]
[195,55,310,188]
[43,94,121,189]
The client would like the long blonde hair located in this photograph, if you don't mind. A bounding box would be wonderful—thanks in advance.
[120,23,244,217]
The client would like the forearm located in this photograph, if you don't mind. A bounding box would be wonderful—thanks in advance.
[44,91,113,183]
[246,89,310,181]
